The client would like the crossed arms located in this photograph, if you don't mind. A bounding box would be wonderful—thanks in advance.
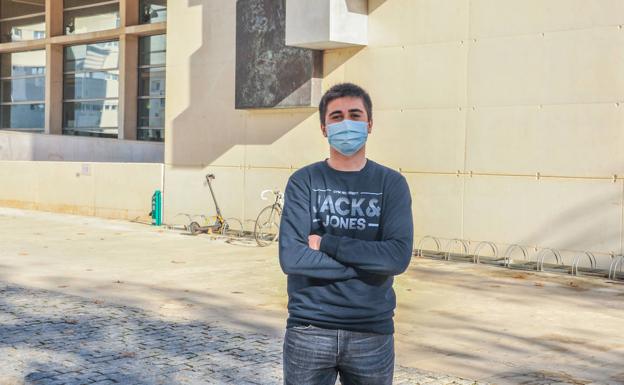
[278,175,413,280]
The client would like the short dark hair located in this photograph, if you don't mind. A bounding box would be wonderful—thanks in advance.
[318,83,373,126]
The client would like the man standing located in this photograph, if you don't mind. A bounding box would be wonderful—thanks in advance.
[279,83,414,385]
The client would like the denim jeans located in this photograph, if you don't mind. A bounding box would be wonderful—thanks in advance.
[282,324,394,385]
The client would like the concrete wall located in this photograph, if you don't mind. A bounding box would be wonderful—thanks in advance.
[0,131,164,163]
[0,160,163,221]
[163,0,624,264]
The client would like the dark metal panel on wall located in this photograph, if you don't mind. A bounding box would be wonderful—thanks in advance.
[235,0,322,109]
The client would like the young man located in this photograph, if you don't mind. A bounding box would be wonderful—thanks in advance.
[279,83,414,385]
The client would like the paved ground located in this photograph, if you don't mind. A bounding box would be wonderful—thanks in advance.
[1,283,481,385]
[1,207,624,384]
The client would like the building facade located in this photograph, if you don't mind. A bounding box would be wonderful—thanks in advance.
[1,0,624,268]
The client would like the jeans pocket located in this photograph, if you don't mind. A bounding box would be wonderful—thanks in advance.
[291,324,314,331]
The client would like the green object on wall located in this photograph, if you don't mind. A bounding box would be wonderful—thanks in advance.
[151,190,162,226]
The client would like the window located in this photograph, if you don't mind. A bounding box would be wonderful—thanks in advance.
[0,0,46,43]
[140,0,166,24]
[0,50,45,133]
[137,34,165,141]
[63,41,119,138]
[64,0,119,35]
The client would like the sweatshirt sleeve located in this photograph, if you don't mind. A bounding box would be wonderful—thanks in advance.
[279,173,359,280]
[319,175,413,276]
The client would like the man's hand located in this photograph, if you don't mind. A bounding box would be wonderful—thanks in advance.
[308,234,322,250]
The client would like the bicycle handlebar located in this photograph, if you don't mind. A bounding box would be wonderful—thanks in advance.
[260,189,282,201]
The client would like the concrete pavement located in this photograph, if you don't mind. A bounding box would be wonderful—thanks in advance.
[1,207,623,384]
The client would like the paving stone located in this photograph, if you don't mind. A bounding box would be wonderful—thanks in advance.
[0,283,488,385]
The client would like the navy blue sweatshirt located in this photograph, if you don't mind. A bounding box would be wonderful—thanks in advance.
[278,159,413,335]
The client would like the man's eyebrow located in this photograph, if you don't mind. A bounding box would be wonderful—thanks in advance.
[328,110,343,116]
[348,108,364,113]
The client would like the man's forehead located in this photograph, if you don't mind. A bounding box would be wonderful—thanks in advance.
[326,96,366,112]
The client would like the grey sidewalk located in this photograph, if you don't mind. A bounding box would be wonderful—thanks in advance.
[2,207,624,384]
[0,282,483,385]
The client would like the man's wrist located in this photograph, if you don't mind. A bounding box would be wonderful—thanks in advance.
[319,234,340,258]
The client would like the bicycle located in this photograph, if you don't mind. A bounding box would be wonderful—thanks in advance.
[254,189,283,247]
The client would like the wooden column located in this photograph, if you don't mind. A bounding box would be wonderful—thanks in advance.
[118,34,138,140]
[121,0,140,27]
[45,44,63,135]
[45,0,64,38]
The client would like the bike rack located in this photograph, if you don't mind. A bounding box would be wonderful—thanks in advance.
[443,239,470,261]
[415,236,442,258]
[503,244,530,268]
[536,248,563,272]
[571,251,597,276]
[472,241,499,264]
[608,255,623,280]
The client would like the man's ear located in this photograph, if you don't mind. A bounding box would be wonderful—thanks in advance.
[321,124,327,137]
[367,120,373,134]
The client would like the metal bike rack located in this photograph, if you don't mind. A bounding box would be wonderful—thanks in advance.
[536,248,563,272]
[503,244,530,268]
[443,239,470,261]
[472,241,499,264]
[571,251,597,276]
[415,236,442,258]
[608,255,623,280]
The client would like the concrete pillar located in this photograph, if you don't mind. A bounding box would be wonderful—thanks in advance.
[118,34,138,140]
[45,44,63,135]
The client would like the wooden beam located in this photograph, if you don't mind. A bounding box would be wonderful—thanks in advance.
[118,34,138,140]
[45,44,63,135]
[45,0,63,38]
[121,0,139,27]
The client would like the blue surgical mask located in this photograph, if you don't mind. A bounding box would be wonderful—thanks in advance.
[326,120,369,156]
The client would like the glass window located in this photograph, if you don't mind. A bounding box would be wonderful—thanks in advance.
[65,40,119,72]
[1,50,45,77]
[63,41,119,138]
[138,34,165,142]
[1,76,45,102]
[0,49,46,133]
[140,0,166,24]
[64,0,119,35]
[139,33,165,66]
[63,100,118,138]
[1,104,44,131]
[0,0,46,43]
[137,98,164,128]
[138,67,165,97]
[64,70,119,100]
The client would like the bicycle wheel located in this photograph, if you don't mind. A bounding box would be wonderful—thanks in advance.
[220,217,244,238]
[254,205,281,247]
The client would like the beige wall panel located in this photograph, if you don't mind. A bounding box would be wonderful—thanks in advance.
[243,168,292,231]
[343,43,467,110]
[0,162,162,219]
[405,174,463,240]
[466,104,624,176]
[164,2,240,167]
[366,108,465,172]
[468,35,545,107]
[470,0,624,38]
[93,163,162,219]
[367,0,469,47]
[163,165,245,227]
[0,161,39,204]
[463,177,622,255]
[543,27,624,105]
[244,111,324,169]
[166,59,246,166]
[35,162,96,214]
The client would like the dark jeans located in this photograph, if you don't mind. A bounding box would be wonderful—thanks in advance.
[283,324,394,385]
